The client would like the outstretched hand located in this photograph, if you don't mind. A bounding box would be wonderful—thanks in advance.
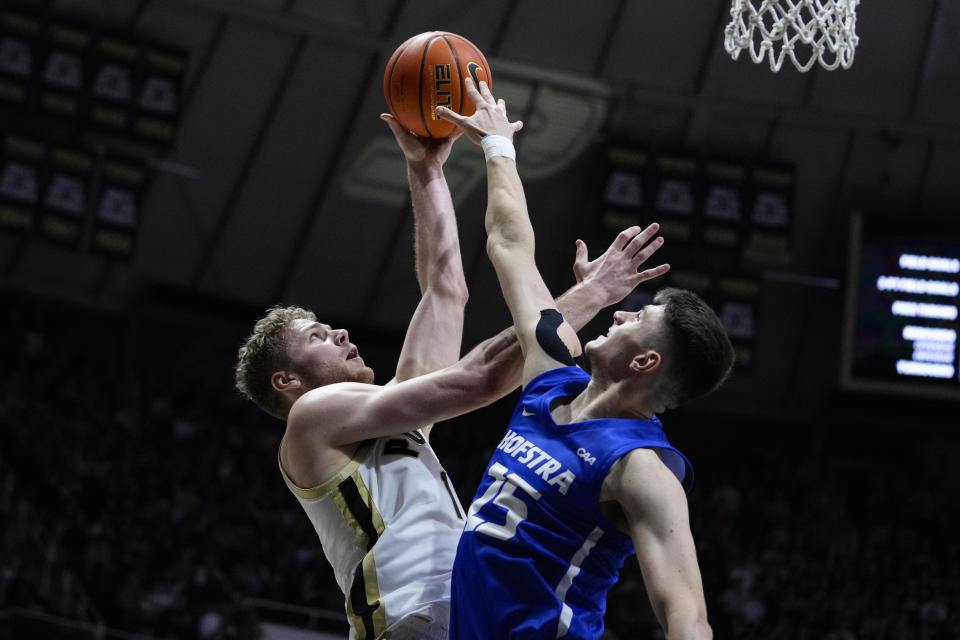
[381,113,462,166]
[573,224,670,307]
[435,79,523,144]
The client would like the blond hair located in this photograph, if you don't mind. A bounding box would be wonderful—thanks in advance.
[235,305,316,419]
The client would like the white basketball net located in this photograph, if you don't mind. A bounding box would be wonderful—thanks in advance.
[724,0,860,72]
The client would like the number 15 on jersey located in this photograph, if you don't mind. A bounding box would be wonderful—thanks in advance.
[465,462,542,542]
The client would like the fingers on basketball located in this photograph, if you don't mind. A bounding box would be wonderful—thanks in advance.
[383,31,492,139]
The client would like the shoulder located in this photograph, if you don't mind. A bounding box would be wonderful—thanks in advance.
[282,385,376,485]
[603,448,687,511]
[608,447,672,481]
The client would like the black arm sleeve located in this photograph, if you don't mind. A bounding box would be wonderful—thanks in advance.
[535,309,576,366]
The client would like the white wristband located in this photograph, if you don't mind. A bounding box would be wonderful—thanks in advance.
[481,134,516,162]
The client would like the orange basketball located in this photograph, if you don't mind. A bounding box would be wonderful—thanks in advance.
[384,31,492,138]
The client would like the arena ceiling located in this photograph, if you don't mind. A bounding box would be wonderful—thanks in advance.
[2,0,959,416]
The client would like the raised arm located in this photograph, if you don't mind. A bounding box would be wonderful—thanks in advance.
[438,80,670,385]
[381,115,469,437]
[438,79,576,385]
[603,450,713,639]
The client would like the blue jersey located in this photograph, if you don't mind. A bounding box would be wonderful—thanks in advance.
[450,367,692,640]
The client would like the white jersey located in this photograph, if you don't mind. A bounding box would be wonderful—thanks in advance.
[279,430,465,640]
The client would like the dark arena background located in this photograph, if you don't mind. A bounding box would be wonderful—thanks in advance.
[1,1,959,639]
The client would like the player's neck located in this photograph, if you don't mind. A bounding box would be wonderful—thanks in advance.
[565,379,655,422]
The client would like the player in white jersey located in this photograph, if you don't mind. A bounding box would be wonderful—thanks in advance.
[278,429,463,639]
[235,113,671,639]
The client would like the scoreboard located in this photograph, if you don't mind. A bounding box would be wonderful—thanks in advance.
[841,213,960,399]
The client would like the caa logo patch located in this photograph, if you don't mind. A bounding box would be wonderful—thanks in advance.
[577,447,596,466]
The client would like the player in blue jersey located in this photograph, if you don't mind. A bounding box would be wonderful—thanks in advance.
[437,81,735,639]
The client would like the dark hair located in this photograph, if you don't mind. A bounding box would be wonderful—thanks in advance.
[235,306,316,420]
[653,287,735,406]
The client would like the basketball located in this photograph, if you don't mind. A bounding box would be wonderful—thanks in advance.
[384,31,492,138]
